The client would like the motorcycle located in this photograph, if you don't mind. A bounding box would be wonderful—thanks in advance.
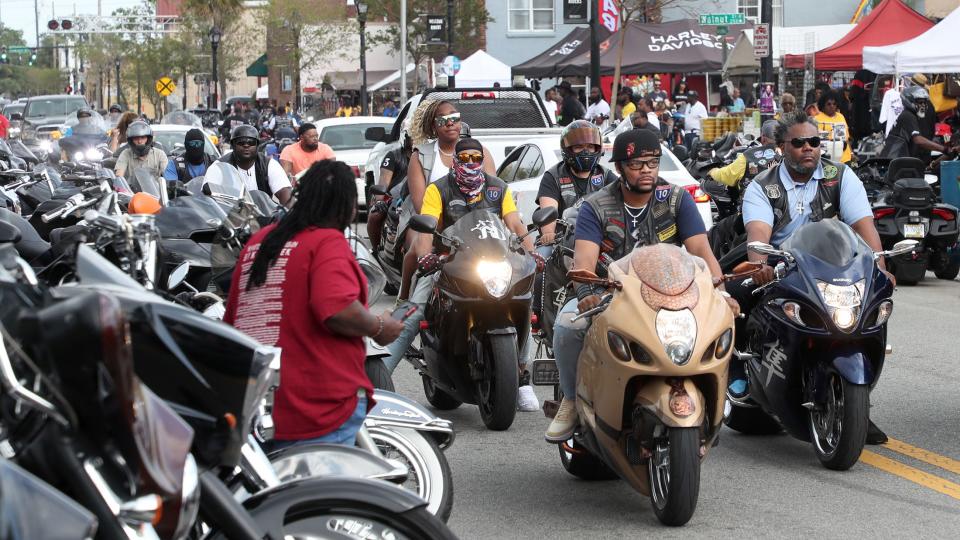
[0,458,99,539]
[726,220,917,470]
[407,207,556,430]
[532,243,735,526]
[870,157,960,284]
[369,183,407,296]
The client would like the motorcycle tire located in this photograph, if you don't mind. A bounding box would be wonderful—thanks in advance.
[934,260,960,280]
[366,357,396,392]
[477,333,519,431]
[367,426,454,522]
[422,376,462,410]
[648,427,700,527]
[554,388,617,481]
[207,478,457,540]
[723,403,782,435]
[809,375,868,471]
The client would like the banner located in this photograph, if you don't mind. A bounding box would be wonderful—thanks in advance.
[563,0,588,24]
[427,15,446,44]
[599,0,619,33]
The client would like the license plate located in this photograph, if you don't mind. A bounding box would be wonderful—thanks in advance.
[531,359,559,386]
[903,223,925,238]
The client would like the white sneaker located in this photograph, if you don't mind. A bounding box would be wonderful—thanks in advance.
[545,398,578,442]
[517,385,540,412]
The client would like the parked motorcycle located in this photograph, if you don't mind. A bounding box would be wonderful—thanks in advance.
[0,458,99,539]
[726,221,917,470]
[532,243,735,526]
[407,208,554,430]
[870,157,960,284]
[369,183,407,295]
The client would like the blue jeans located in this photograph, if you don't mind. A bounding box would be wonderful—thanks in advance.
[272,396,367,448]
[553,298,589,399]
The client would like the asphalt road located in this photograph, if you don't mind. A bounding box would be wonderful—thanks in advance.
[373,272,960,538]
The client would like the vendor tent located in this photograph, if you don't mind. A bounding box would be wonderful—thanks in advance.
[724,32,757,76]
[512,27,609,78]
[455,50,511,87]
[783,0,933,70]
[864,6,960,73]
[725,25,856,74]
[368,64,418,92]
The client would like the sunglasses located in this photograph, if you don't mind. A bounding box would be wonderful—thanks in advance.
[234,138,258,147]
[456,152,484,164]
[789,136,821,149]
[186,140,205,149]
[434,113,461,127]
[623,157,660,171]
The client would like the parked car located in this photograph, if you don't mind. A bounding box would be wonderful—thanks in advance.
[149,124,222,160]
[312,116,394,210]
[18,94,88,151]
[502,141,714,229]
[2,102,25,140]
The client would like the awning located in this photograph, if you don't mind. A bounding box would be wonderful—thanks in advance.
[326,70,395,91]
[724,31,759,76]
[246,54,268,78]
[369,63,417,92]
[783,0,933,70]
[512,26,609,78]
[864,6,960,73]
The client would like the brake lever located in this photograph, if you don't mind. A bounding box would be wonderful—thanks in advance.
[571,293,613,323]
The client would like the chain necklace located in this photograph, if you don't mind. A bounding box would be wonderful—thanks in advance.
[625,204,647,228]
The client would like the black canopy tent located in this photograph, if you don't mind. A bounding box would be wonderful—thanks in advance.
[511,26,610,78]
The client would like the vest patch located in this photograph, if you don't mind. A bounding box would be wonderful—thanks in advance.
[559,176,573,185]
[763,148,776,160]
[821,180,839,188]
[485,187,502,202]
[449,199,467,207]
[823,164,839,179]
[655,186,671,202]
[658,223,678,242]
[591,174,603,187]
[765,184,782,199]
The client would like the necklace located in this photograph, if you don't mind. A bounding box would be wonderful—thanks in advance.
[624,204,647,228]
[438,145,454,157]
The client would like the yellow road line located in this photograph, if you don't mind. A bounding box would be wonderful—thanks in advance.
[860,450,960,501]
[883,438,960,477]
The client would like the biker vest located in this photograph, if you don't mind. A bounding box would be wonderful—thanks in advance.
[742,144,780,184]
[583,180,685,261]
[543,162,618,211]
[434,172,509,232]
[753,158,845,237]
[174,154,213,183]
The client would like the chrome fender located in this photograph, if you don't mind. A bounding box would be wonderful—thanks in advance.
[367,390,455,449]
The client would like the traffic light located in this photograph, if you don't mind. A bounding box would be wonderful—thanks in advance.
[0,48,7,65]
[29,50,37,66]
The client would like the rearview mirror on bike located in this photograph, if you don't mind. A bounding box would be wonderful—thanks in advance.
[531,206,559,228]
[747,241,795,263]
[876,239,920,259]
[409,215,438,234]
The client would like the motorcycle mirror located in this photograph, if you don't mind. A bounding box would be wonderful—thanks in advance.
[531,206,559,228]
[167,261,191,291]
[878,239,920,259]
[672,145,690,162]
[409,214,438,234]
[747,241,787,259]
[369,184,389,197]
[365,126,387,142]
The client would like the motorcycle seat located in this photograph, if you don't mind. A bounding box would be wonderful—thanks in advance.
[885,157,925,184]
[0,208,52,263]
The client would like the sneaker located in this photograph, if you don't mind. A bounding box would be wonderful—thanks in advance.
[866,420,888,445]
[545,398,578,443]
[518,385,540,412]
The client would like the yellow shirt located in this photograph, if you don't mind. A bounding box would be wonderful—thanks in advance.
[708,154,747,187]
[421,182,518,230]
[621,102,637,118]
[335,107,354,118]
[813,111,851,163]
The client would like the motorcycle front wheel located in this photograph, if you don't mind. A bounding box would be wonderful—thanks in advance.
[367,426,454,522]
[476,333,518,431]
[809,373,868,471]
[648,427,700,527]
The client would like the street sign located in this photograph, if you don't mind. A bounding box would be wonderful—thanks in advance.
[8,46,30,54]
[716,25,729,36]
[155,76,176,97]
[754,23,770,58]
[699,13,745,26]
[441,55,460,77]
[562,0,588,24]
[426,15,446,44]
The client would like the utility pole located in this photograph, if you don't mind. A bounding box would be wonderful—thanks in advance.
[35,0,40,48]
[590,0,601,96]
[446,0,455,88]
[760,0,773,88]
[400,0,407,105]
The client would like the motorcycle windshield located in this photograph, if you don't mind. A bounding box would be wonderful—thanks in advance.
[204,161,247,201]
[161,110,203,128]
[156,195,228,239]
[780,219,867,267]
[0,459,98,539]
[132,168,164,200]
[75,243,147,291]
[445,210,511,259]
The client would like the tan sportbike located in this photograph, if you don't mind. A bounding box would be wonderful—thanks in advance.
[534,244,746,526]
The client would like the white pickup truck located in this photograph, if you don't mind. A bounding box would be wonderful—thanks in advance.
[362,85,563,193]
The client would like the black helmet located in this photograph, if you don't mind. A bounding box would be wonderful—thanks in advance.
[560,119,602,173]
[109,103,122,113]
[126,121,154,157]
[230,124,259,142]
[901,86,929,114]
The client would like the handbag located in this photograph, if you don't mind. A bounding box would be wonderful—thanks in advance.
[928,80,958,113]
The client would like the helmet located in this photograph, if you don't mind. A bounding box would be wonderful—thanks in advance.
[459,122,472,138]
[109,103,122,113]
[901,86,929,114]
[560,120,602,173]
[230,124,259,142]
[76,107,93,119]
[126,121,154,157]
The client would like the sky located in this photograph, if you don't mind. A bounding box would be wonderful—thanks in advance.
[0,0,142,46]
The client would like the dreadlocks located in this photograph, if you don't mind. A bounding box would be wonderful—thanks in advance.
[246,159,356,290]
[410,99,453,146]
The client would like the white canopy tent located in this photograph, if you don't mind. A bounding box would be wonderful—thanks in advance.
[369,63,418,92]
[863,7,960,74]
[453,50,511,88]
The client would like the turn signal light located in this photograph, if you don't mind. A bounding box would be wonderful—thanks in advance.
[873,208,895,219]
[933,208,956,221]
[684,185,710,203]
[607,331,631,362]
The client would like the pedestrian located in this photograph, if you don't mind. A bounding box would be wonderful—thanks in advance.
[673,79,689,107]
[557,81,585,126]
[682,90,708,149]
[730,88,746,113]
[585,86,611,125]
[638,97,660,129]
[543,88,560,123]
[813,90,852,163]
[777,92,797,118]
[280,122,336,179]
[645,75,668,104]
[382,98,399,117]
[336,97,356,118]
[225,159,404,448]
[617,88,637,120]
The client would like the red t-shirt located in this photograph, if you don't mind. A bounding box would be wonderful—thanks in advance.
[224,225,373,440]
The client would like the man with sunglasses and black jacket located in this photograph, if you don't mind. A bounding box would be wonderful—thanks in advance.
[204,125,293,206]
[163,128,214,183]
[730,110,891,444]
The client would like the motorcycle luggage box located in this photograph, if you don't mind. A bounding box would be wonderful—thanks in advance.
[892,177,935,209]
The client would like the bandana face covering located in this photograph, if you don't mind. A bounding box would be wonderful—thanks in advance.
[454,155,485,199]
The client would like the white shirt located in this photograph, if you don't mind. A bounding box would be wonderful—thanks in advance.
[428,141,451,183]
[204,155,291,197]
[880,89,903,137]
[647,111,661,129]
[683,101,708,132]
[544,99,558,124]
[585,99,611,123]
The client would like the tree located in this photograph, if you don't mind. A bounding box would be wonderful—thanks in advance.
[365,0,491,93]
[180,0,248,107]
[0,23,26,48]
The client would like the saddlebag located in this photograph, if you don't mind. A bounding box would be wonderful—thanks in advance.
[893,178,935,209]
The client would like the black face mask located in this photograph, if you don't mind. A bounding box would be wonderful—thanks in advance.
[185,144,205,165]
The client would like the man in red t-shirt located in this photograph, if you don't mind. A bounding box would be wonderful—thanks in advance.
[0,113,9,140]
[225,160,402,446]
[279,123,336,179]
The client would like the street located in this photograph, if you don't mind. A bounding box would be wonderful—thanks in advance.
[375,273,960,537]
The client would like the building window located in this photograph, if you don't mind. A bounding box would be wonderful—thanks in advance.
[508,0,554,33]
[772,0,784,27]
[738,0,760,24]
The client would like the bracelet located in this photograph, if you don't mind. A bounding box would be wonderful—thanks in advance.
[371,315,384,339]
[719,291,732,299]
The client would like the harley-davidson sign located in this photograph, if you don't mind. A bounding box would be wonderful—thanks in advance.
[648,31,723,52]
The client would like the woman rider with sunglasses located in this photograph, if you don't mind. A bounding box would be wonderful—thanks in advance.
[397,101,496,301]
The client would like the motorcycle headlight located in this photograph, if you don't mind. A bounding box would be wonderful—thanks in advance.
[477,259,512,298]
[85,148,101,161]
[817,280,864,332]
[656,309,697,366]
[73,151,84,162]
[8,127,19,137]
[39,140,52,152]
